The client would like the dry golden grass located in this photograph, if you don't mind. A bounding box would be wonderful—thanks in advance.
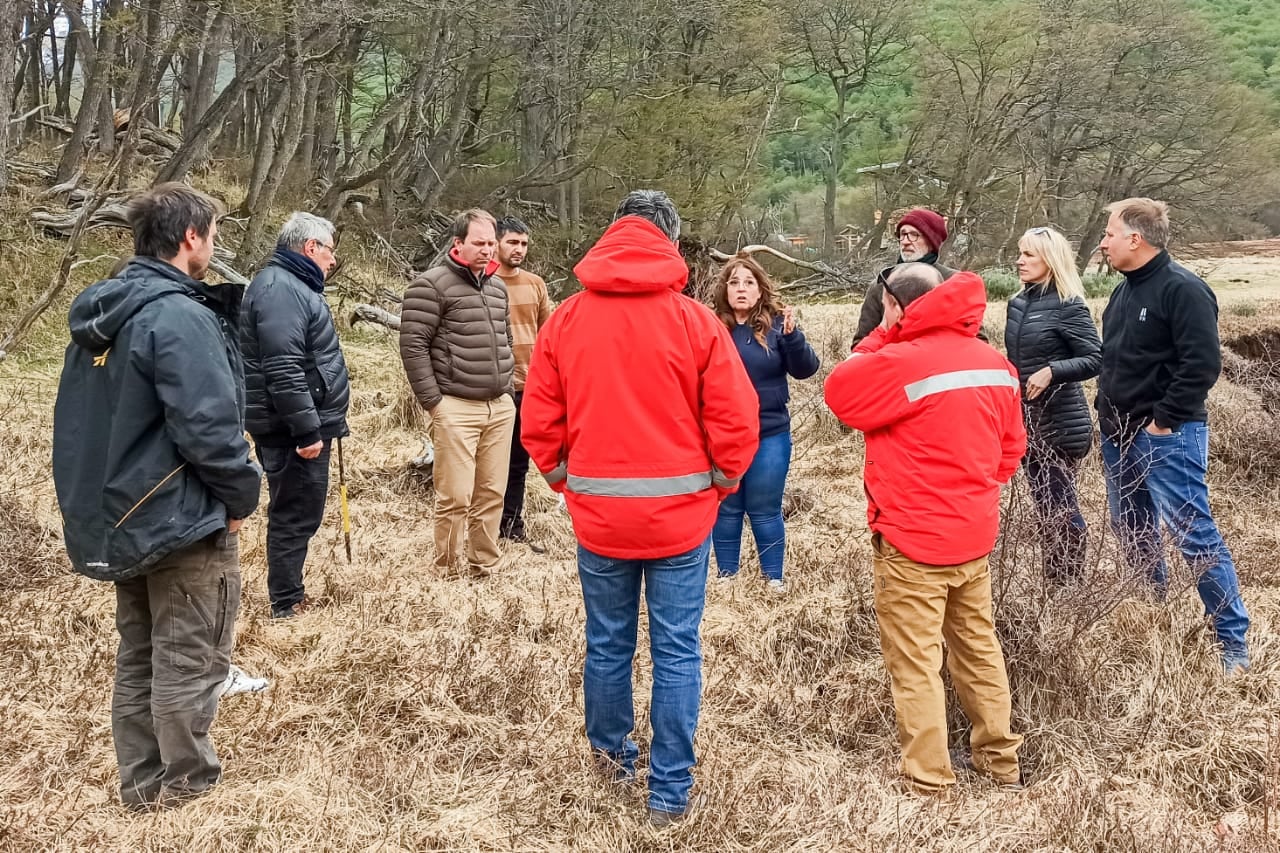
[1,245,1279,851]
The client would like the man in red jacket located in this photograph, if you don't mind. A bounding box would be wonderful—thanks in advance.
[825,263,1027,797]
[521,190,759,826]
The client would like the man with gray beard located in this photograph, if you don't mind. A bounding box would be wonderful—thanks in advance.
[853,208,957,347]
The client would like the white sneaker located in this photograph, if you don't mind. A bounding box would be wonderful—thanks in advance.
[220,664,270,698]
[410,438,435,468]
[767,579,786,593]
[557,493,568,513]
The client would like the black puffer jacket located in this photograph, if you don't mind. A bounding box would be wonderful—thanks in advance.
[53,257,262,582]
[1005,283,1102,459]
[240,248,351,447]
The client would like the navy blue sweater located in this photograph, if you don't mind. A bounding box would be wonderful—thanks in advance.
[730,317,821,438]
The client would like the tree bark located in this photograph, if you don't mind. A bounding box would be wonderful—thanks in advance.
[154,39,286,183]
[55,0,124,183]
[240,20,308,261]
[240,77,290,212]
[0,0,21,190]
[189,7,227,131]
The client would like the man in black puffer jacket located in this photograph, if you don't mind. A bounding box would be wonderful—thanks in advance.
[240,212,350,618]
[53,183,262,809]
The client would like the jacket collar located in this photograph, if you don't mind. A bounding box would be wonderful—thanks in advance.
[446,248,500,287]
[1122,249,1171,286]
[130,255,242,321]
[269,246,326,293]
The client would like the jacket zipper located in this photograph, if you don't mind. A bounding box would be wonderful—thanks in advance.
[114,463,187,529]
[480,278,500,389]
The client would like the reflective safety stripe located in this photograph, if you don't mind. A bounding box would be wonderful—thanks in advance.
[567,471,712,498]
[711,467,739,489]
[904,369,1019,403]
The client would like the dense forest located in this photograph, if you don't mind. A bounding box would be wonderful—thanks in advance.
[1,0,1278,270]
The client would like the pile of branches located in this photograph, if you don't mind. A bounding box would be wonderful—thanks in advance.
[37,114,182,162]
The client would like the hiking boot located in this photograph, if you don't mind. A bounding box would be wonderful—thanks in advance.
[271,596,313,619]
[995,774,1026,791]
[767,578,786,593]
[951,749,1025,789]
[468,563,493,579]
[648,807,687,828]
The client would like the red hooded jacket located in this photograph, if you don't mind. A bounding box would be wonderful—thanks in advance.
[824,272,1027,565]
[520,216,760,559]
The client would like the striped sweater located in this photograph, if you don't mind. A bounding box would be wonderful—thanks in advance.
[498,269,554,390]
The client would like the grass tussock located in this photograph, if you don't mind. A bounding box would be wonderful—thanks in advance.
[0,285,1279,850]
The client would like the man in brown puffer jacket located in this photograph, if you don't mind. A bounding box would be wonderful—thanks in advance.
[400,209,516,577]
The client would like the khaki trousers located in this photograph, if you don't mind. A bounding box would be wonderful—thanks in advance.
[872,534,1021,791]
[429,394,516,573]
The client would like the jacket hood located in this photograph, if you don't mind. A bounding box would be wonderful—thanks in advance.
[573,216,688,294]
[890,271,987,342]
[270,246,327,293]
[68,256,196,350]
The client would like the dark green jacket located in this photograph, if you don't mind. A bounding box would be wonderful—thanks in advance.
[52,256,262,582]
[853,256,958,347]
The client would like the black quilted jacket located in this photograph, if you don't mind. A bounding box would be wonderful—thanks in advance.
[1004,283,1102,459]
[240,248,351,447]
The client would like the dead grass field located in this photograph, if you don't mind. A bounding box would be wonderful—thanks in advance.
[1,226,1279,852]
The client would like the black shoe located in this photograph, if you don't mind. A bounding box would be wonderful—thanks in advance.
[271,596,313,619]
[502,532,547,555]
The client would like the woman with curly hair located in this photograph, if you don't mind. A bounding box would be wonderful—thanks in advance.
[711,256,820,591]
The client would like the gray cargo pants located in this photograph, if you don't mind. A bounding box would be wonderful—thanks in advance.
[112,530,241,808]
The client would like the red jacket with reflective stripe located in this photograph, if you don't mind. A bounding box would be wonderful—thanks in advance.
[824,272,1027,565]
[520,217,760,559]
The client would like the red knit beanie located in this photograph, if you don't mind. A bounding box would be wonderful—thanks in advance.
[896,208,948,252]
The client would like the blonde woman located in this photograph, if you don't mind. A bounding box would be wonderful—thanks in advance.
[1004,226,1102,583]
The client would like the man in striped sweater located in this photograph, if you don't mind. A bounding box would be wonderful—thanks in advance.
[496,217,555,554]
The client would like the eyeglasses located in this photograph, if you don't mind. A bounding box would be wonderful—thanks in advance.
[1027,227,1052,236]
[899,229,923,242]
[313,239,336,253]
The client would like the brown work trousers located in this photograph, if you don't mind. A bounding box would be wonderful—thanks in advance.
[872,534,1022,792]
[113,531,241,808]
[429,394,516,574]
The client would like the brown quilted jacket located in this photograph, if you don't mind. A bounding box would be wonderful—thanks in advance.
[399,252,514,409]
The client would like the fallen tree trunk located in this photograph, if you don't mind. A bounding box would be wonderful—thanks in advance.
[351,304,401,330]
[31,197,132,235]
[705,244,864,297]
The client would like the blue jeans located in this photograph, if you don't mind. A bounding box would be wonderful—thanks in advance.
[1024,452,1087,583]
[712,431,791,581]
[1101,423,1249,665]
[577,538,710,815]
